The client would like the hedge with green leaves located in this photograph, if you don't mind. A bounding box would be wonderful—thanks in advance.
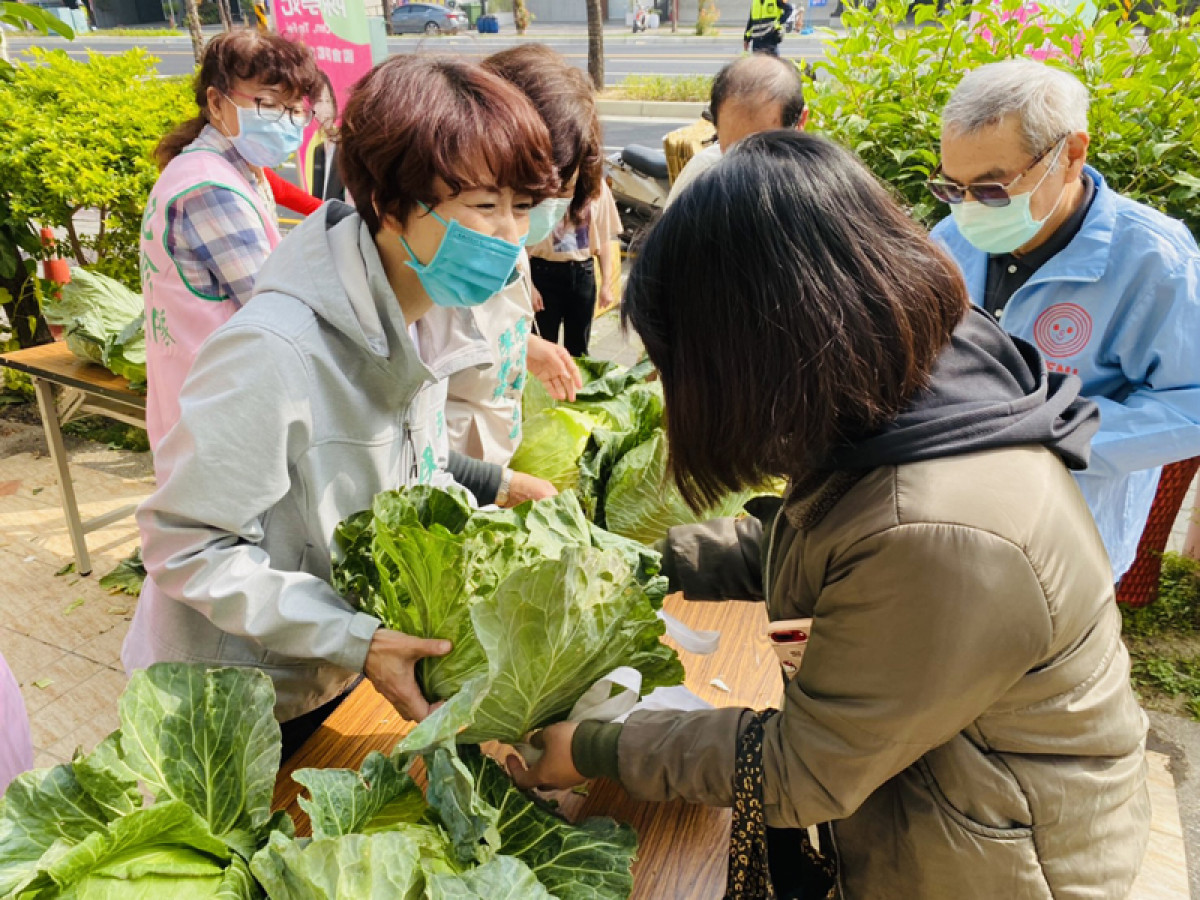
[0,49,192,290]
[809,0,1200,235]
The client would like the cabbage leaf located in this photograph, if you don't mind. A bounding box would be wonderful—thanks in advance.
[0,664,291,899]
[333,487,683,746]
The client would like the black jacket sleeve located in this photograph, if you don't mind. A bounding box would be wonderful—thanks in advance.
[447,451,503,507]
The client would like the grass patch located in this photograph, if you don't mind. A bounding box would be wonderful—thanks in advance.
[94,27,184,36]
[612,74,712,102]
[1123,553,1200,720]
[62,415,149,453]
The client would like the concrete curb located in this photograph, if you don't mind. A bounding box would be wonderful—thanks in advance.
[1148,710,1200,898]
[595,98,706,118]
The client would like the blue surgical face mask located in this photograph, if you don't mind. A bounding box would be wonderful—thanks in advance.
[525,197,573,246]
[400,205,526,308]
[950,142,1067,255]
[225,96,305,169]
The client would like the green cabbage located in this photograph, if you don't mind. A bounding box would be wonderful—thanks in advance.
[254,746,635,900]
[0,663,640,900]
[0,664,292,899]
[508,407,597,492]
[604,430,760,545]
[41,268,147,391]
[332,486,683,745]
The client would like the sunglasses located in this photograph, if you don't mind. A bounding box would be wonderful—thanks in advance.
[927,135,1068,208]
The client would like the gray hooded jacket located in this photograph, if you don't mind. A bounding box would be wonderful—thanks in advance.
[123,201,490,721]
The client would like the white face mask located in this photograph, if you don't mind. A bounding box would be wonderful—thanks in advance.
[951,141,1068,255]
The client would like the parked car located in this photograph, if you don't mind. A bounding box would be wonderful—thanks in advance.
[388,2,467,34]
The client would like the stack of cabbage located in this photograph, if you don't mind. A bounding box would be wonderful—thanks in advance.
[333,486,684,747]
[509,358,765,544]
[0,663,640,899]
[41,268,147,391]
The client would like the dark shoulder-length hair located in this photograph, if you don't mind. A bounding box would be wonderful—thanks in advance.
[482,44,603,222]
[622,131,968,509]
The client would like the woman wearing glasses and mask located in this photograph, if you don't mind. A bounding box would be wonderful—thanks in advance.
[126,55,559,759]
[141,29,321,451]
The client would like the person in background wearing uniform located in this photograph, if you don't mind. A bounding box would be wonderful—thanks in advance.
[666,53,808,208]
[142,28,322,451]
[929,59,1200,581]
[744,0,791,55]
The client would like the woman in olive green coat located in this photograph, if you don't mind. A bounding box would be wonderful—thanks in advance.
[511,132,1149,899]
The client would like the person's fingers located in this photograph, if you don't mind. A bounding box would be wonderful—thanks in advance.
[530,728,547,750]
[400,636,452,659]
[506,753,537,789]
[391,681,431,722]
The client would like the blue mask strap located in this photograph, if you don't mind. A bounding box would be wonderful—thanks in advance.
[400,202,450,265]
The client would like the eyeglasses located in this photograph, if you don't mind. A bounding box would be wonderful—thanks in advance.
[226,89,314,128]
[927,135,1067,208]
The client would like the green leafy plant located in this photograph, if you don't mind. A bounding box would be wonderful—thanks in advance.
[811,0,1200,234]
[99,27,187,36]
[254,746,637,899]
[332,486,684,745]
[1122,553,1200,719]
[0,663,641,898]
[0,664,292,898]
[614,73,713,102]
[0,4,73,356]
[695,0,719,35]
[1122,552,1200,639]
[0,49,192,292]
[42,267,148,390]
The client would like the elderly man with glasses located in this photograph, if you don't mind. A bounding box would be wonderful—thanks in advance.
[929,58,1200,582]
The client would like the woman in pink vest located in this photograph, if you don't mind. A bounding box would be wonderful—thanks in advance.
[140,29,322,450]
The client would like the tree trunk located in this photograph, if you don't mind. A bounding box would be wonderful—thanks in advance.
[586,0,604,91]
[163,0,177,30]
[185,0,204,62]
[217,0,233,29]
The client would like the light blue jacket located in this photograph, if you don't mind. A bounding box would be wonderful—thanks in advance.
[932,166,1200,579]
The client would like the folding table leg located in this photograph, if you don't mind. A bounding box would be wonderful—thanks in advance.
[32,378,92,575]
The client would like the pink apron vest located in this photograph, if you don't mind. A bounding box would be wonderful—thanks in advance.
[139,147,281,450]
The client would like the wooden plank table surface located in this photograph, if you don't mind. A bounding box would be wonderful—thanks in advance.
[0,341,145,409]
[0,341,146,574]
[272,592,780,900]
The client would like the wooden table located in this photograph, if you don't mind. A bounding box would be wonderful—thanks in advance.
[272,592,782,900]
[0,342,146,575]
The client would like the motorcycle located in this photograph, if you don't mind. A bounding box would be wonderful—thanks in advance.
[605,144,670,249]
[631,4,649,31]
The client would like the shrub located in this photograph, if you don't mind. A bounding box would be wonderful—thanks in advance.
[810,0,1200,234]
[696,0,719,35]
[617,74,713,102]
[0,50,193,291]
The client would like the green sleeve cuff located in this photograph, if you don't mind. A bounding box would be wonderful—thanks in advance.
[571,720,624,781]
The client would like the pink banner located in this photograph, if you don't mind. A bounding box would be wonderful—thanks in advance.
[273,0,374,193]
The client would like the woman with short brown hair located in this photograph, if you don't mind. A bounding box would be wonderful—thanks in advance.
[127,56,559,759]
[511,131,1150,899]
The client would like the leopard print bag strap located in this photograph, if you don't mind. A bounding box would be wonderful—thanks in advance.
[724,708,780,900]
